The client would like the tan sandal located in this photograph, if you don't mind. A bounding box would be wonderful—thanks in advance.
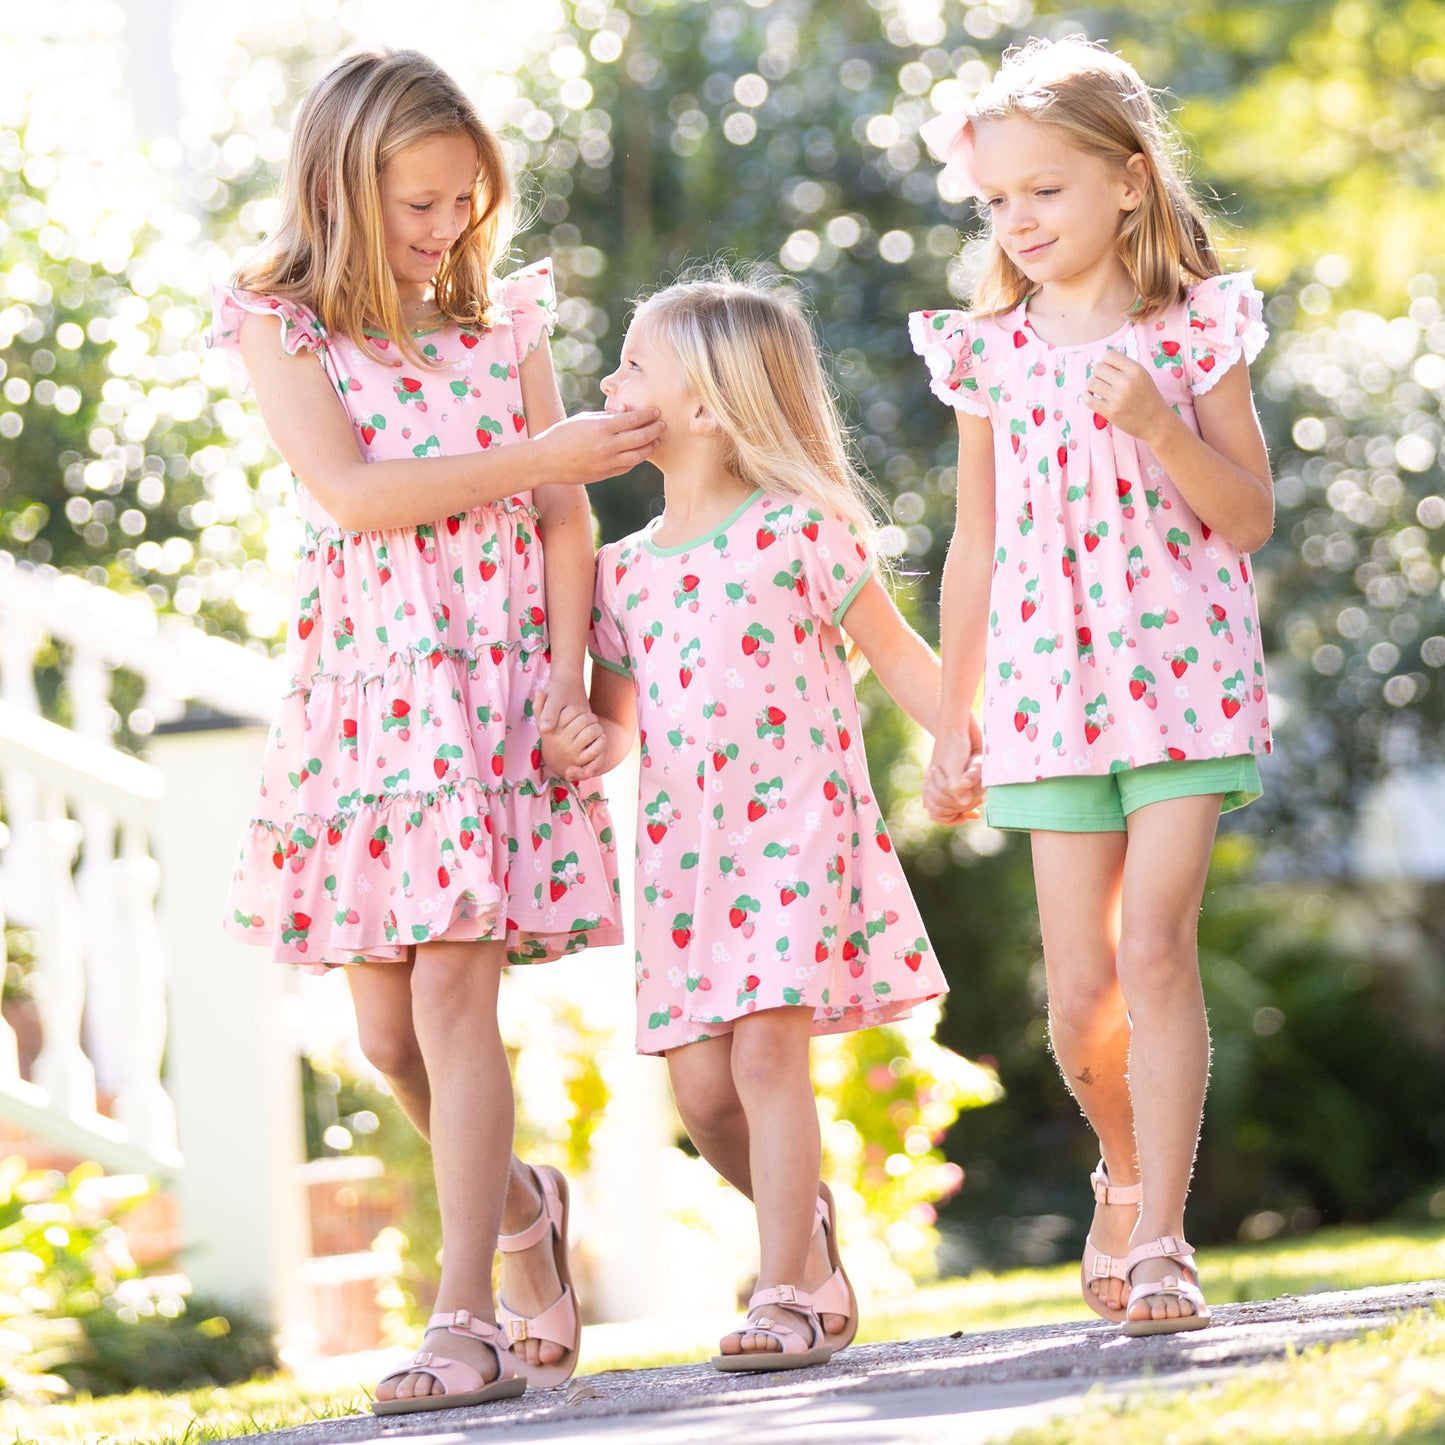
[496,1163,581,1389]
[812,1184,859,1349]
[1122,1234,1211,1336]
[371,1309,525,1414]
[712,1284,835,1372]
[1080,1160,1141,1322]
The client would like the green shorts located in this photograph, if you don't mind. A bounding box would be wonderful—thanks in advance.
[984,755,1263,834]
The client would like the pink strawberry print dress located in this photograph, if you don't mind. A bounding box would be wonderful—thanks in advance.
[210,260,622,968]
[589,490,948,1055]
[909,272,1271,793]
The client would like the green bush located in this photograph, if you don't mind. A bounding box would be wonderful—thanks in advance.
[53,1295,275,1398]
[0,1159,276,1401]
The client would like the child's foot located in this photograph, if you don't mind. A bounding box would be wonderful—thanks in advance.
[1122,1236,1211,1336]
[713,1285,834,1371]
[496,1163,579,1385]
[1081,1160,1140,1321]
[373,1310,517,1410]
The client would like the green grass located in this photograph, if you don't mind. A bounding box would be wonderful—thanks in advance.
[1006,1304,1445,1445]
[3,1224,1442,1445]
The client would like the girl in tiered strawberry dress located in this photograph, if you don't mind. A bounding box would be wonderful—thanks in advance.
[211,48,660,1413]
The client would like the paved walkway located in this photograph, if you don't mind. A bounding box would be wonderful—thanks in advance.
[249,1280,1443,1443]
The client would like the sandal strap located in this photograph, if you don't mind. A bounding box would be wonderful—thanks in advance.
[497,1165,562,1255]
[497,1285,576,1350]
[378,1312,516,1394]
[1084,1237,1129,1283]
[733,1286,823,1354]
[1090,1160,1143,1208]
[749,1283,818,1313]
[1124,1235,1195,1277]
[1127,1273,1208,1314]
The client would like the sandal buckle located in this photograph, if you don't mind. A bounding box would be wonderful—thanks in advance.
[506,1318,529,1342]
[771,1284,798,1305]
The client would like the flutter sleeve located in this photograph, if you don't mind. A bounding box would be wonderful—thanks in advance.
[587,547,634,678]
[1184,272,1268,397]
[497,258,559,364]
[208,285,326,391]
[908,309,991,416]
[776,504,874,628]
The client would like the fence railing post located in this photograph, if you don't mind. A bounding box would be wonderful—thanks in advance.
[150,721,311,1336]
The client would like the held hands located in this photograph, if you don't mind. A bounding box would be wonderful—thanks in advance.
[534,408,664,486]
[536,685,607,784]
[1085,352,1175,447]
[923,713,984,827]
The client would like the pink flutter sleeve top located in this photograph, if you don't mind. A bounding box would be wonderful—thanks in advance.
[910,273,1271,785]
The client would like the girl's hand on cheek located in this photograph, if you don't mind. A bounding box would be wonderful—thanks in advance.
[535,408,665,484]
[1086,353,1173,446]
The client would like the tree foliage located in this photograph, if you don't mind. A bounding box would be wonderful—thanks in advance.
[1,0,1442,1260]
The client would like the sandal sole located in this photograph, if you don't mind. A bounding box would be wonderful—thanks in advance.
[711,1346,835,1372]
[371,1377,525,1414]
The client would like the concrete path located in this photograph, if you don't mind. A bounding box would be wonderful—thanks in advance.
[248,1280,1443,1443]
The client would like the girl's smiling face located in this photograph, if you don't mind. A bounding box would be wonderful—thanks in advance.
[378,130,479,300]
[973,115,1144,290]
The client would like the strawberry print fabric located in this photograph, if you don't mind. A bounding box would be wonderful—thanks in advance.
[589,490,948,1055]
[909,272,1271,784]
[210,260,623,968]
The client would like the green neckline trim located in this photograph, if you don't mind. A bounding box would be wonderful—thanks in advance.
[644,489,765,557]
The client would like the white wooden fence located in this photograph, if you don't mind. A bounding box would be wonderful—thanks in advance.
[0,552,308,1331]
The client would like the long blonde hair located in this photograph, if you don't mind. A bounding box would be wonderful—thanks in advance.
[236,47,513,366]
[636,268,884,562]
[966,36,1219,320]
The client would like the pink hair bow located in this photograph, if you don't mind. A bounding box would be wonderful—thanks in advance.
[918,108,984,199]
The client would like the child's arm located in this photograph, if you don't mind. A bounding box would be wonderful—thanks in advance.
[585,665,638,777]
[520,340,596,728]
[237,311,663,532]
[1087,351,1274,553]
[842,575,983,821]
[925,407,994,825]
[839,577,942,735]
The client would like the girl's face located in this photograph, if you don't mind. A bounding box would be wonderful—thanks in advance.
[973,116,1143,291]
[378,130,478,300]
[600,315,700,454]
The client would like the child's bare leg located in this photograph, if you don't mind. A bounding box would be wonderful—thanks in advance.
[348,957,564,1371]
[348,958,431,1131]
[717,1006,821,1357]
[669,1034,847,1336]
[1031,831,1137,1316]
[374,940,511,1401]
[1117,795,1219,1325]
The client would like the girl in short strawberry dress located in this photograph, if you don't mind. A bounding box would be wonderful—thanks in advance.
[914,37,1274,1337]
[552,272,962,1372]
[210,47,661,1412]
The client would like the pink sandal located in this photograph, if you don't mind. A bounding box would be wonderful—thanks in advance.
[1122,1234,1211,1336]
[813,1184,859,1349]
[496,1164,581,1389]
[372,1309,525,1414]
[1081,1160,1142,1322]
[712,1284,835,1372]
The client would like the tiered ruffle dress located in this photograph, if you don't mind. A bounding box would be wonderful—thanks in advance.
[211,261,622,967]
[909,273,1271,796]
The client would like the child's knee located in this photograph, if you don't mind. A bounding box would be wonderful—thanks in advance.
[355,1018,424,1082]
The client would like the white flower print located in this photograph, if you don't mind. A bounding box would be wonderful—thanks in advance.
[711,942,731,964]
[667,966,686,988]
[355,875,372,895]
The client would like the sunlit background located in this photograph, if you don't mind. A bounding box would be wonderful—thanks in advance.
[1,0,1444,1403]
